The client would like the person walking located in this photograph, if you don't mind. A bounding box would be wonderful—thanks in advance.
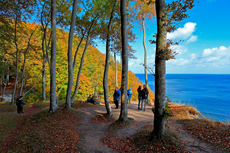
[141,85,148,111]
[137,85,142,110]
[113,87,121,109]
[16,96,25,114]
[127,88,132,104]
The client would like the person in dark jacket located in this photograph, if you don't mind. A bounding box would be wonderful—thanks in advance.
[141,85,149,111]
[137,85,142,110]
[16,96,25,114]
[113,87,121,109]
[87,94,96,104]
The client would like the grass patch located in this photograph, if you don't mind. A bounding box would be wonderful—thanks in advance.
[1,108,82,152]
[0,102,30,113]
[178,119,230,151]
[169,104,200,120]
[32,100,50,109]
[0,113,23,141]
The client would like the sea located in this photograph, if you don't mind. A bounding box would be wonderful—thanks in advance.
[135,74,230,123]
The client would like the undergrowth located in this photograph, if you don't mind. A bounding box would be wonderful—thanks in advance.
[0,108,82,152]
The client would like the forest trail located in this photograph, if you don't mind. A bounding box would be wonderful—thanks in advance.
[75,103,228,153]
[75,102,154,153]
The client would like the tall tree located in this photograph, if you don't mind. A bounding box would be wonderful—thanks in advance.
[49,0,58,113]
[119,0,128,122]
[103,0,118,116]
[19,27,37,96]
[151,0,195,139]
[152,0,167,138]
[71,14,99,103]
[65,0,79,108]
[133,0,155,104]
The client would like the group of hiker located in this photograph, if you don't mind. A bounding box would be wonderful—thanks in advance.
[113,85,149,111]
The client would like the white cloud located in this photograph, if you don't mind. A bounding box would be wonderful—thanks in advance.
[129,62,134,66]
[202,48,217,56]
[187,35,198,43]
[167,45,230,68]
[170,45,187,55]
[167,22,197,40]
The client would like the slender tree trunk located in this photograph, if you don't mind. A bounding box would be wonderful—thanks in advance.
[119,0,128,122]
[12,18,19,104]
[49,0,58,113]
[73,30,86,69]
[94,68,103,95]
[42,28,47,100]
[19,52,27,96]
[142,18,151,104]
[114,41,118,87]
[65,0,78,108]
[71,15,98,103]
[151,0,167,139]
[103,0,117,116]
[71,37,90,103]
[19,27,37,96]
[7,66,9,85]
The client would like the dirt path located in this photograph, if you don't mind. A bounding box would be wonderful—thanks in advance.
[75,102,154,153]
[169,120,229,153]
[75,102,229,153]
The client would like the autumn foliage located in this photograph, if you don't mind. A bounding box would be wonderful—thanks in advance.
[3,21,154,102]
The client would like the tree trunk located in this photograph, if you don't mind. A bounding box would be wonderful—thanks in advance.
[19,52,27,96]
[114,41,118,87]
[12,17,19,104]
[73,30,86,69]
[119,0,128,122]
[42,27,47,101]
[142,18,151,104]
[71,15,98,103]
[19,27,37,96]
[151,0,167,139]
[65,0,78,108]
[7,65,9,85]
[103,0,117,116]
[49,0,58,113]
[71,37,90,103]
[94,68,103,95]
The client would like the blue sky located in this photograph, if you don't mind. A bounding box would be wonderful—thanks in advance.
[96,0,230,74]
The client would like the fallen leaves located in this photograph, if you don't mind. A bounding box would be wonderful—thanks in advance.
[178,119,230,151]
[0,106,82,152]
[89,113,115,123]
[101,124,188,153]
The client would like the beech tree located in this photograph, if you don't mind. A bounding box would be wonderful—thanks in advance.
[103,0,118,116]
[119,0,128,122]
[133,0,155,104]
[151,0,195,139]
[49,0,58,113]
[65,0,79,108]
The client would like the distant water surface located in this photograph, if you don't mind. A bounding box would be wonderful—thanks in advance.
[135,74,230,122]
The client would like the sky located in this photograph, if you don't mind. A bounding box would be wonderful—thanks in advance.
[96,0,230,74]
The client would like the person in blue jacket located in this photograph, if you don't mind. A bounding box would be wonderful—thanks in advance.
[113,87,121,109]
[127,88,132,104]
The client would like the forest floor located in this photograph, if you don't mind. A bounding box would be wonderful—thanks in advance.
[0,100,229,152]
